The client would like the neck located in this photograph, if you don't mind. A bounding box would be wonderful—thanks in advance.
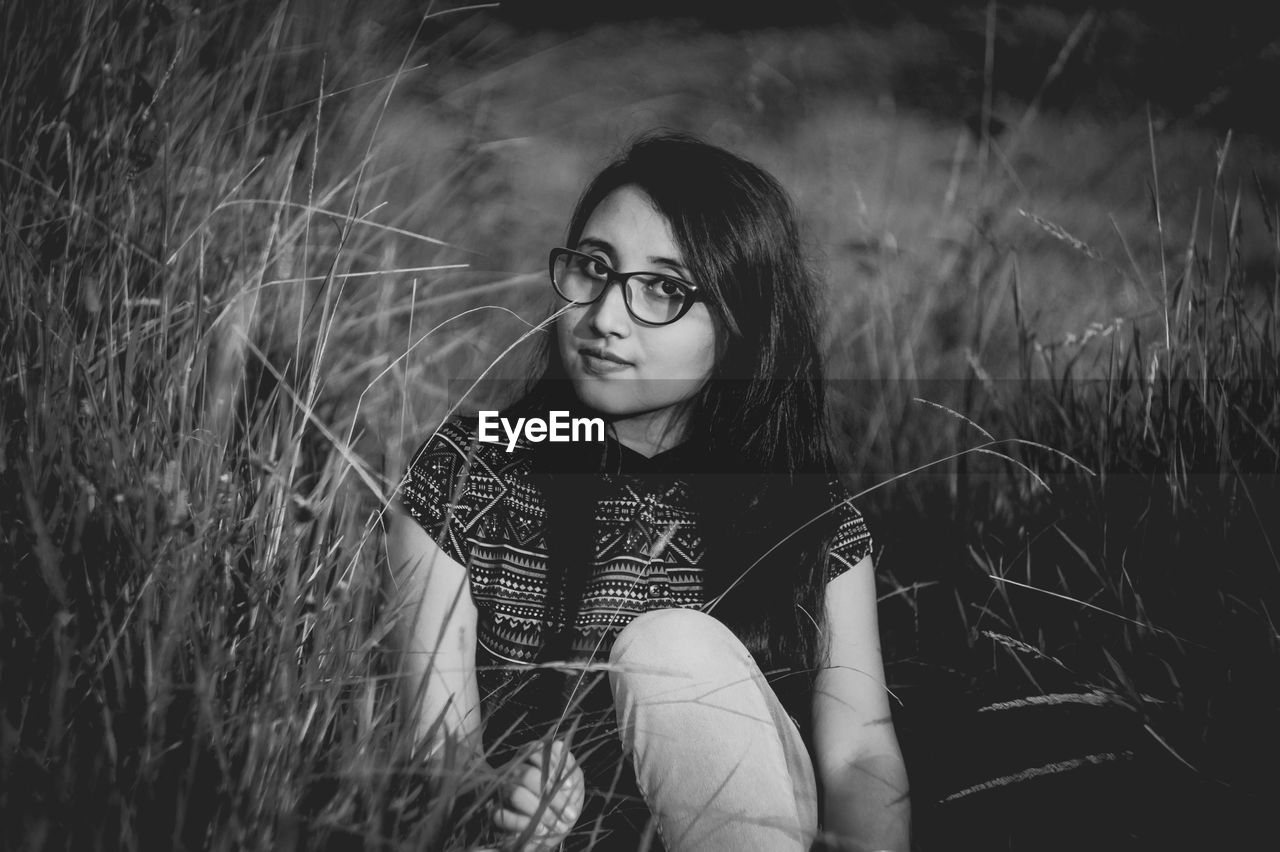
[610,406,692,458]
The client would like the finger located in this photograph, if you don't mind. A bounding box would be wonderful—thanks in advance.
[548,780,583,820]
[547,765,585,813]
[566,774,585,812]
[506,750,583,826]
[550,762,586,812]
[524,739,570,773]
[561,785,584,828]
[507,774,578,826]
[503,783,544,819]
[513,764,553,797]
[492,805,566,839]
[522,753,581,800]
[489,805,533,835]
[526,739,577,776]
[491,806,568,847]
[503,785,574,838]
[539,779,583,831]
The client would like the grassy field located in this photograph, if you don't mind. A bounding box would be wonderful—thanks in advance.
[3,2,1278,849]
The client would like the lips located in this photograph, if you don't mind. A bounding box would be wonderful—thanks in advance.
[578,346,633,374]
[579,347,633,366]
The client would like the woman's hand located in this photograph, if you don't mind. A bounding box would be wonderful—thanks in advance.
[488,737,585,851]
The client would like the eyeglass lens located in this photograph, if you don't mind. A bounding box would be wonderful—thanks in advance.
[552,251,689,324]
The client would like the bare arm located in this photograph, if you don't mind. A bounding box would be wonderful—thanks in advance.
[812,554,911,852]
[384,503,485,766]
[385,505,586,851]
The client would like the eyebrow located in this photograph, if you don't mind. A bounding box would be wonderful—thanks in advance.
[576,237,691,279]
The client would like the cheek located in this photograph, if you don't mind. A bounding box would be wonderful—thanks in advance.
[555,312,577,352]
[659,317,720,380]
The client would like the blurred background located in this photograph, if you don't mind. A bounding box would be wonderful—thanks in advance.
[3,1,1277,849]
[337,0,1280,375]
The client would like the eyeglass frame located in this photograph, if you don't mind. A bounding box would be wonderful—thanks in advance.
[548,247,702,326]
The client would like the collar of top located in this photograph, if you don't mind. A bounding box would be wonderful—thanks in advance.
[603,430,705,476]
[525,421,727,477]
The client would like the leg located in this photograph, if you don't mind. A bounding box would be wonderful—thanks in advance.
[609,609,819,852]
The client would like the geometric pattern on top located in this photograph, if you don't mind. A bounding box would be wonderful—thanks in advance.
[399,414,874,671]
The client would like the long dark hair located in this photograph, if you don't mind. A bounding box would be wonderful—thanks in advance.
[508,130,842,712]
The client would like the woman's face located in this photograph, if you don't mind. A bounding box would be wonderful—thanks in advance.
[555,184,723,455]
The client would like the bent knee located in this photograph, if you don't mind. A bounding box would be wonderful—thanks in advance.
[609,607,742,670]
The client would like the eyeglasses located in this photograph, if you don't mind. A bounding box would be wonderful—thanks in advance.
[549,247,700,326]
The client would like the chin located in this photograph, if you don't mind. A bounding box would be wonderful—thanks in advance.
[570,376,636,416]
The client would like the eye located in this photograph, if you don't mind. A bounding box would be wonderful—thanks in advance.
[640,276,687,301]
[582,256,610,279]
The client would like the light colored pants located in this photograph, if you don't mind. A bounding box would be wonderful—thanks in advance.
[609,609,820,852]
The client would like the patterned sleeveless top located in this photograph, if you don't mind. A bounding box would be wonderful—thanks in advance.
[397,414,875,847]
[399,414,873,674]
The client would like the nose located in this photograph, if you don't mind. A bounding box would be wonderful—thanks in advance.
[587,277,633,337]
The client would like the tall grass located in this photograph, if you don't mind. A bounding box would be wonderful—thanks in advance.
[3,2,1277,850]
[0,2,475,848]
[867,122,1280,847]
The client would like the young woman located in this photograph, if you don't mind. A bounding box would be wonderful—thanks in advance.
[386,131,911,852]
